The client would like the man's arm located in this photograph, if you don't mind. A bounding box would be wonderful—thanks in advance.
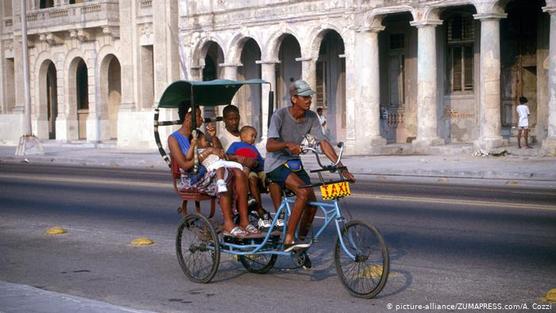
[319,139,355,182]
[267,138,302,155]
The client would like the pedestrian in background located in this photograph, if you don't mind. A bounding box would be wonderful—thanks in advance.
[516,96,532,149]
[316,107,327,136]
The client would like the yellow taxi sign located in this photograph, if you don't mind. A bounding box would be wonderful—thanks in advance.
[320,181,351,200]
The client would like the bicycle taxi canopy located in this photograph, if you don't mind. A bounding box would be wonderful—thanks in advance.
[154,79,270,166]
[158,79,268,109]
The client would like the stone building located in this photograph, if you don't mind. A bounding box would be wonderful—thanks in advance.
[1,0,556,155]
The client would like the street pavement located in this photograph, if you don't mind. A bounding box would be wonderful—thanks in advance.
[1,140,555,313]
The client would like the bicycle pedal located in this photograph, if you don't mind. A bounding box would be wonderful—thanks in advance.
[292,251,312,270]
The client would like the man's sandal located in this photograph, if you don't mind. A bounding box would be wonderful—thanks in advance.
[284,241,311,252]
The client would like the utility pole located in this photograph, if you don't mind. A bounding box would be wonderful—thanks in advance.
[15,0,43,156]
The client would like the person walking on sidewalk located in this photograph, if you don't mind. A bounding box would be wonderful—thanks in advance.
[516,96,532,149]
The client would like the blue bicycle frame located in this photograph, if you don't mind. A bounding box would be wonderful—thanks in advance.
[220,193,357,261]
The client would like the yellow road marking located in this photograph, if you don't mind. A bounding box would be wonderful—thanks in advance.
[46,226,67,235]
[544,288,556,303]
[131,237,154,246]
[3,173,555,211]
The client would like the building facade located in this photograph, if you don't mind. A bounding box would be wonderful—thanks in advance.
[1,0,556,155]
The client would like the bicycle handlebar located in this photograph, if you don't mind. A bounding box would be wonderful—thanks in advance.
[302,141,345,171]
[302,142,344,171]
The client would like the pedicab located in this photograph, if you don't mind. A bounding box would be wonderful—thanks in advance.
[153,79,389,298]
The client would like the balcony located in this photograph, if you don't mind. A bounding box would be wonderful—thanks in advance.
[23,0,119,35]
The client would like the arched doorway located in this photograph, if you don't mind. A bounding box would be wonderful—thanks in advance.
[202,42,223,81]
[46,62,58,139]
[76,59,88,140]
[201,42,224,118]
[276,34,302,108]
[316,30,346,143]
[100,55,122,140]
[238,38,262,136]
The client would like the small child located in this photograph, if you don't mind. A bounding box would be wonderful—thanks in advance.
[227,126,273,227]
[187,130,243,193]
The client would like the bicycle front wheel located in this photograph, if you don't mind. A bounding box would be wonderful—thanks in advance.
[334,220,389,298]
[176,213,220,283]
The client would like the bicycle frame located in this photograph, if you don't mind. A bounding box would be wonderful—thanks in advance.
[220,194,357,261]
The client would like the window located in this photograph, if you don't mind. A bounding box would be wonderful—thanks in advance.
[40,0,55,9]
[76,61,89,110]
[389,34,405,106]
[447,14,474,92]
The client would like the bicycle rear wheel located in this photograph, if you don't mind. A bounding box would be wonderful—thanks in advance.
[239,254,277,274]
[334,220,389,298]
[176,213,220,283]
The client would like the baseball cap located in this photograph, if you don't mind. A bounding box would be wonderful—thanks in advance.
[289,80,315,97]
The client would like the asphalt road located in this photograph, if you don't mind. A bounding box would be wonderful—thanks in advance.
[0,163,555,313]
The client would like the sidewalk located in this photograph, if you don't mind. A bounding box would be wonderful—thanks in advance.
[0,281,158,313]
[1,141,555,188]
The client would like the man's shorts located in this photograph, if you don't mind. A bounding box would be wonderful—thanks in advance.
[518,126,528,130]
[267,162,311,189]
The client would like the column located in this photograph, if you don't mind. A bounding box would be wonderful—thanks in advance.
[353,27,387,153]
[474,11,506,151]
[13,34,24,114]
[0,43,4,114]
[299,57,317,110]
[220,64,239,81]
[258,61,277,139]
[542,2,556,154]
[217,64,239,119]
[118,0,135,112]
[85,50,100,142]
[410,19,444,146]
[153,0,179,104]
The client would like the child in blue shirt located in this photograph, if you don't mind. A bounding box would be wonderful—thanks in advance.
[227,126,272,228]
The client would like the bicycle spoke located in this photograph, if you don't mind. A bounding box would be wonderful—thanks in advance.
[334,220,389,298]
[176,214,220,283]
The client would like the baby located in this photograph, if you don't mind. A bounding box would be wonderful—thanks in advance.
[227,126,269,225]
[187,130,243,193]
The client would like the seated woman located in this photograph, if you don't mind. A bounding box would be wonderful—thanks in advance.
[168,107,259,237]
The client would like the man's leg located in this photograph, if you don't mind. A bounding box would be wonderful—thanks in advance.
[268,182,282,211]
[298,192,317,240]
[283,173,311,245]
[517,129,523,148]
